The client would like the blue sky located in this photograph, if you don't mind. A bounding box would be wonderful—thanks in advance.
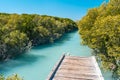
[0,0,108,20]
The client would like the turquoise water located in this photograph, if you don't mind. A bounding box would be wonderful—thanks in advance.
[0,31,112,80]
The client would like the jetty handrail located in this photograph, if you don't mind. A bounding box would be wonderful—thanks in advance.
[92,56,104,80]
[46,54,65,80]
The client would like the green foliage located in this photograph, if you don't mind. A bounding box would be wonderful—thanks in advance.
[6,74,22,80]
[0,13,77,61]
[0,74,5,80]
[0,74,23,80]
[78,0,120,79]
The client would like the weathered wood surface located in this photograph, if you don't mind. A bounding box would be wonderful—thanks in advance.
[47,55,104,80]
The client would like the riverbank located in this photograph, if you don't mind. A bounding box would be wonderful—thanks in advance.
[0,13,77,61]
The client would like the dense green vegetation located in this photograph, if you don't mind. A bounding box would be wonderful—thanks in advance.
[0,74,22,80]
[78,0,120,79]
[0,13,77,61]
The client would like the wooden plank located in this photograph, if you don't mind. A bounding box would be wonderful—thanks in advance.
[56,69,97,75]
[65,56,92,59]
[63,59,93,64]
[53,76,98,80]
[62,61,94,66]
[59,65,95,71]
[65,56,93,61]
[54,73,99,80]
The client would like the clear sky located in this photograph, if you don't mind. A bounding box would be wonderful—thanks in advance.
[0,0,108,20]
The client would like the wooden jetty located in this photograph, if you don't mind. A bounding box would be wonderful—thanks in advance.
[47,54,104,80]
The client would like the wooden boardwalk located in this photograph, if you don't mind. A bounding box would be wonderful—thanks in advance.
[47,55,104,80]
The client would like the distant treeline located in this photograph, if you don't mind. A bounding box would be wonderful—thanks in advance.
[0,13,77,61]
[78,0,120,79]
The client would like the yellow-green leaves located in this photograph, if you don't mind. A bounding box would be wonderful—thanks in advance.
[4,30,28,46]
[78,0,120,79]
[0,13,77,61]
[6,74,23,80]
[0,74,23,80]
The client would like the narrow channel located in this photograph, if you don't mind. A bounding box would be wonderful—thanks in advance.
[0,31,112,80]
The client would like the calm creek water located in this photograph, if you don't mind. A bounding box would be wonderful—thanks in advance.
[0,31,112,80]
